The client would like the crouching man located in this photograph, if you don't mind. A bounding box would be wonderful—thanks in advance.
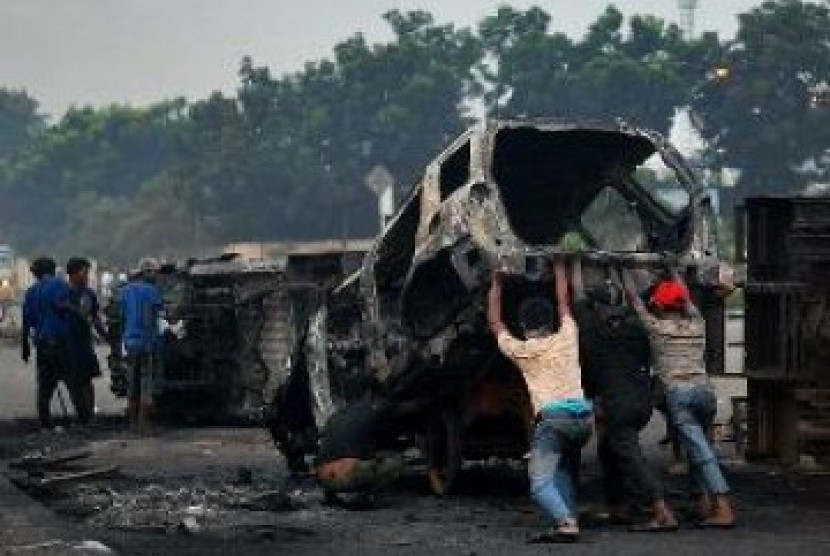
[488,260,593,543]
[315,398,404,506]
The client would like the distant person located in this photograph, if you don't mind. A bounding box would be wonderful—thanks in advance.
[622,269,736,528]
[65,257,107,424]
[488,260,592,543]
[102,275,130,397]
[121,257,164,435]
[571,260,678,532]
[20,257,86,430]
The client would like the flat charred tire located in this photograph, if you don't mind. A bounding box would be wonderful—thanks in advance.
[426,408,462,496]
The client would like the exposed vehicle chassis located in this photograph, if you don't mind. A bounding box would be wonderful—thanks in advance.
[267,119,727,493]
[106,257,290,422]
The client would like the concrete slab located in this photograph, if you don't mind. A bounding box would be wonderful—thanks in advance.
[0,473,117,556]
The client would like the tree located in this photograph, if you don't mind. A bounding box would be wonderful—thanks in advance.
[690,0,830,197]
[222,10,482,241]
[479,6,691,135]
[0,88,43,160]
[0,100,188,254]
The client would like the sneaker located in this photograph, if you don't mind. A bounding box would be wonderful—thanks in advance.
[527,525,580,544]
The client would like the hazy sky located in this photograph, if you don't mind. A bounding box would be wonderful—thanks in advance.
[1,1,762,116]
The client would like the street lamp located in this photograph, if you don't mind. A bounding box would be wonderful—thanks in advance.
[713,66,730,81]
[364,165,396,232]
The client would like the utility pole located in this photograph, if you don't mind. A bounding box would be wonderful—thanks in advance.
[678,0,699,40]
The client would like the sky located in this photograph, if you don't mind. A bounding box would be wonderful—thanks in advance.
[0,0,762,117]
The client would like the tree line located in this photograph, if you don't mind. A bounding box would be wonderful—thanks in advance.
[0,1,827,263]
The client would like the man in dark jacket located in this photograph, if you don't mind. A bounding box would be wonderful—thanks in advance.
[571,259,677,531]
[21,257,86,429]
[315,398,403,498]
[65,257,107,425]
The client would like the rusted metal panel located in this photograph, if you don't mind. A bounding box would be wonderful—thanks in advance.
[742,196,830,386]
[742,196,830,464]
[744,197,794,282]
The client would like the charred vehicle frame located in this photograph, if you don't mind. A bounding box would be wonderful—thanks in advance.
[271,118,726,493]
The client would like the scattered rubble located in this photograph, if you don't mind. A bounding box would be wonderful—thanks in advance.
[50,478,323,534]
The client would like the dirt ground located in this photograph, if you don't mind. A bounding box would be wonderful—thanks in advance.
[2,417,829,556]
[2,341,829,556]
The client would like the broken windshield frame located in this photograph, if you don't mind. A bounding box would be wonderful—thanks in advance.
[486,123,696,249]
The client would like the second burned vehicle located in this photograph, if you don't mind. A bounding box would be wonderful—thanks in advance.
[267,118,728,493]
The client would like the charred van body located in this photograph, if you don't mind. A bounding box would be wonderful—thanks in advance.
[267,119,726,492]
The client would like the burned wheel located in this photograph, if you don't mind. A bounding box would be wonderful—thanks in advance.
[426,409,462,495]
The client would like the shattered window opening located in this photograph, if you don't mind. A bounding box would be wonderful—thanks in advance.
[580,186,646,252]
[491,126,655,246]
[632,152,692,216]
[373,188,423,320]
[439,140,471,200]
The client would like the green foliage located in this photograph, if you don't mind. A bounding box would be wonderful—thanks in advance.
[0,88,43,162]
[690,0,830,195]
[0,100,186,252]
[0,3,826,263]
[479,5,689,134]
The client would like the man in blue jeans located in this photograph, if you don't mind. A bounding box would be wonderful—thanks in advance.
[622,269,736,528]
[121,258,164,435]
[489,260,592,543]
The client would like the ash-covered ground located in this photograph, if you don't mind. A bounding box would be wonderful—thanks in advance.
[2,343,829,556]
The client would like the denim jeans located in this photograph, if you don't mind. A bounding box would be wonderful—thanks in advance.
[598,405,664,506]
[126,352,157,405]
[529,408,593,524]
[665,383,730,495]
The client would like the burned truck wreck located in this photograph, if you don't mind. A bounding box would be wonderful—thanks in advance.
[267,119,725,493]
[107,256,292,421]
[107,245,364,422]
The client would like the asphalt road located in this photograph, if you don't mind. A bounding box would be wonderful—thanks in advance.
[0,340,123,421]
[3,321,829,556]
[3,424,828,556]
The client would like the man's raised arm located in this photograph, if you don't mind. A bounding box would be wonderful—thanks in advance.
[621,268,648,316]
[553,260,571,319]
[571,258,586,303]
[487,271,507,336]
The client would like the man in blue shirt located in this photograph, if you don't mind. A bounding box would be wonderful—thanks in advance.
[65,257,108,425]
[121,257,164,434]
[21,257,86,429]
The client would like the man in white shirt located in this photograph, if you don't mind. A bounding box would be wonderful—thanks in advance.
[488,260,592,543]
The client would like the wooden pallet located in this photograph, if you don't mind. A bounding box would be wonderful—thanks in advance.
[6,449,119,491]
[749,383,830,466]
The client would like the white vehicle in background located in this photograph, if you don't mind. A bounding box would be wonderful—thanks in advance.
[0,245,14,300]
[0,245,33,335]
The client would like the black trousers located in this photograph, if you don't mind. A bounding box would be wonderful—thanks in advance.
[35,340,89,427]
[598,405,664,507]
